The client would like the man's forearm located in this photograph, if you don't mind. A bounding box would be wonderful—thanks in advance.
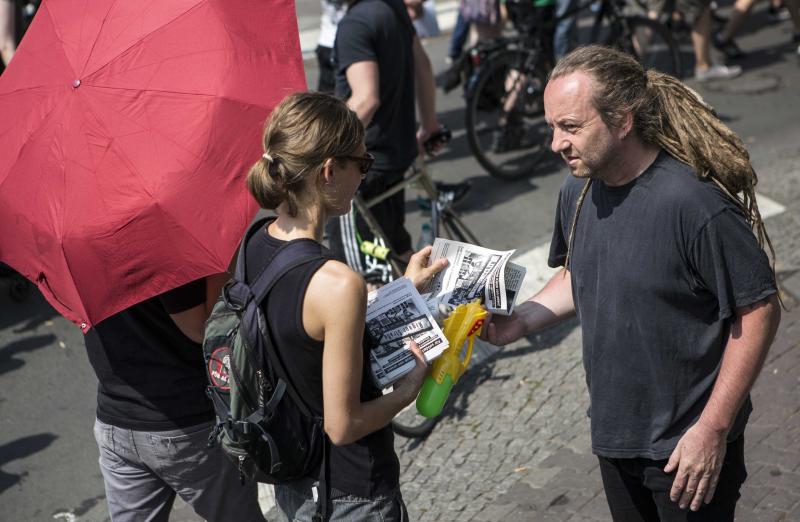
[698,294,781,434]
[519,268,576,333]
[347,96,379,129]
[412,37,437,130]
[345,61,380,128]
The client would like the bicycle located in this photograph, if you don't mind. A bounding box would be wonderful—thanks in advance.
[351,128,481,283]
[347,128,482,438]
[460,0,682,180]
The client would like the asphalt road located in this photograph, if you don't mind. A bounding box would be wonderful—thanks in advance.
[1,2,799,521]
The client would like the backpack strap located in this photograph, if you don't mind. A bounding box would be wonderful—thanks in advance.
[224,216,331,420]
[234,217,334,521]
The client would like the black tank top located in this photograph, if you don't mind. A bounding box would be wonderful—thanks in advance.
[245,218,400,498]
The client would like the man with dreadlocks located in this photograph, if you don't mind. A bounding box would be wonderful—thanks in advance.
[484,45,781,520]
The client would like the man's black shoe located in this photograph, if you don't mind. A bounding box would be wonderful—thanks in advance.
[435,181,471,205]
[713,33,746,60]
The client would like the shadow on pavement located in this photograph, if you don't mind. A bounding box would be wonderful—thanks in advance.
[439,318,579,426]
[0,284,59,333]
[0,433,58,494]
[0,334,57,377]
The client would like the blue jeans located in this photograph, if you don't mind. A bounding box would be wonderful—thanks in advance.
[93,418,265,522]
[449,11,470,60]
[275,477,408,522]
[554,0,580,58]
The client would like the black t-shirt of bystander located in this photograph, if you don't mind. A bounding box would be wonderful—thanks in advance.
[334,0,417,172]
[83,280,213,431]
[548,151,777,460]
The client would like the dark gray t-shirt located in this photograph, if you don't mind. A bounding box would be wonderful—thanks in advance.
[548,151,776,459]
[333,0,417,172]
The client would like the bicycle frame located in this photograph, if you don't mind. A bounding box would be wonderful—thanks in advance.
[352,158,480,280]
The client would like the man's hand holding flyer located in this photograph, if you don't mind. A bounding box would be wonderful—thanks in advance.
[423,238,526,316]
[365,239,527,388]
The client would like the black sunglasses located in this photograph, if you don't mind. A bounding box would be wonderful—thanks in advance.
[337,152,374,177]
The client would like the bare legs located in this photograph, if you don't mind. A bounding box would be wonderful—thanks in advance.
[692,7,713,70]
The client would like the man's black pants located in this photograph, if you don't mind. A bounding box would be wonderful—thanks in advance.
[326,168,412,283]
[598,435,747,521]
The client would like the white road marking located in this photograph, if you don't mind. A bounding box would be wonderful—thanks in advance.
[756,192,785,219]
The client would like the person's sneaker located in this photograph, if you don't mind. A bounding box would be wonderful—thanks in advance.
[768,3,791,22]
[443,61,463,93]
[436,181,471,205]
[417,181,472,210]
[694,64,743,81]
[712,32,746,60]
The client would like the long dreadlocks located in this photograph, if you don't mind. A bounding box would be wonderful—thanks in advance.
[550,45,776,282]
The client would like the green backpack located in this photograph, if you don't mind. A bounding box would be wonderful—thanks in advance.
[203,217,332,518]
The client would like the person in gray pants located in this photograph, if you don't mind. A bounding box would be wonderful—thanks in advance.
[83,277,265,522]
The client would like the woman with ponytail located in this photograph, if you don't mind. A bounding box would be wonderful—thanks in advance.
[484,45,781,520]
[244,92,446,521]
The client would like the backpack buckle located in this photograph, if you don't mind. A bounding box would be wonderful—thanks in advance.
[222,281,247,311]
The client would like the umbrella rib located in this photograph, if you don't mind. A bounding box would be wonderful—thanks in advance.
[159,204,223,269]
[78,0,120,78]
[0,86,60,143]
[82,0,208,80]
[84,47,229,88]
[0,85,58,98]
[0,94,68,191]
[88,84,273,110]
[79,86,206,167]
[79,86,271,170]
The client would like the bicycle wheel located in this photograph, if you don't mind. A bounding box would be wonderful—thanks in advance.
[391,402,439,438]
[465,49,551,181]
[607,16,684,79]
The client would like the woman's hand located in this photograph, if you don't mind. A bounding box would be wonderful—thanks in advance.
[404,245,448,292]
[392,341,428,404]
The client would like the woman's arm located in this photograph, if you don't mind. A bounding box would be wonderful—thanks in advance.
[304,261,427,446]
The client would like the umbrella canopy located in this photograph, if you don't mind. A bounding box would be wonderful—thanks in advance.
[0,0,306,330]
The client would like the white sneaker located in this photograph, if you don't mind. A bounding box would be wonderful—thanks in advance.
[694,64,743,81]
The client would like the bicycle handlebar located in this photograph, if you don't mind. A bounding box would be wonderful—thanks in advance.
[423,126,452,155]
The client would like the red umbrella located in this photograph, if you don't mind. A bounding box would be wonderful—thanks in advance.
[0,0,306,331]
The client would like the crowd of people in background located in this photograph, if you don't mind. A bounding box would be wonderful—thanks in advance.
[432,0,800,79]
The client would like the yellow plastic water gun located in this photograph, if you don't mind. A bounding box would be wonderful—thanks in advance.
[416,299,488,418]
